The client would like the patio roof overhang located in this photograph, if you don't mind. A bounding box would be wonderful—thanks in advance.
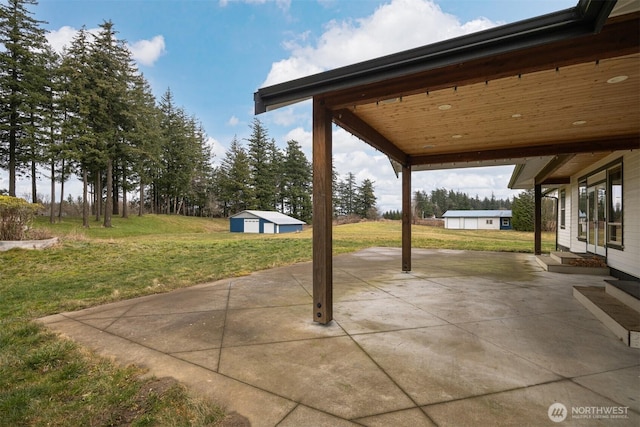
[253,0,640,324]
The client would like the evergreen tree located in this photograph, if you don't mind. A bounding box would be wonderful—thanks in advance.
[512,189,535,231]
[0,0,48,196]
[90,20,134,227]
[59,27,96,227]
[217,136,251,216]
[355,178,377,219]
[246,118,274,210]
[282,139,311,222]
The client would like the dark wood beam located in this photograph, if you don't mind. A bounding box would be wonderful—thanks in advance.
[333,108,409,166]
[402,165,411,272]
[312,98,333,325]
[411,136,640,166]
[541,177,571,186]
[324,14,639,110]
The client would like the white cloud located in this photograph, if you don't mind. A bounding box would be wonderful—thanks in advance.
[262,0,499,87]
[45,25,80,53]
[128,35,166,67]
[257,0,517,211]
[207,136,228,167]
[228,115,240,126]
[46,26,166,67]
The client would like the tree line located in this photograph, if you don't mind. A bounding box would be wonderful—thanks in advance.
[0,0,378,225]
[0,0,215,226]
[381,188,513,220]
[215,119,377,223]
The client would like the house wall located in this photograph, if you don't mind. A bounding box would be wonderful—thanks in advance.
[564,150,639,279]
[445,218,460,229]
[558,189,572,251]
[280,224,303,233]
[230,217,244,233]
[446,217,507,230]
[477,217,501,230]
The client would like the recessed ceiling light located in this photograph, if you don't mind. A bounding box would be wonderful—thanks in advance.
[572,120,587,126]
[511,113,522,118]
[380,97,400,104]
[438,104,452,111]
[452,134,462,139]
[607,75,628,84]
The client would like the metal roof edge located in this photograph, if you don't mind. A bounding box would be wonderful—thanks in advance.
[254,1,616,114]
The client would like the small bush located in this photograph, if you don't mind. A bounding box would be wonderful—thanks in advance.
[0,196,42,240]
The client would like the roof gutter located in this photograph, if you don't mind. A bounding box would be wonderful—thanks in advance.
[254,0,616,115]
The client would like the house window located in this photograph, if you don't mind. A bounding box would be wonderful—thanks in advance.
[560,190,566,229]
[607,165,623,248]
[578,181,587,240]
[486,219,493,225]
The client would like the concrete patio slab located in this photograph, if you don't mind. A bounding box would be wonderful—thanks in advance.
[40,248,640,426]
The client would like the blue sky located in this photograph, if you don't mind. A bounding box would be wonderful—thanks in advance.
[9,0,577,211]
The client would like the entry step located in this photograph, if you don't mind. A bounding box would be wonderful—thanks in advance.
[573,286,640,348]
[536,254,609,275]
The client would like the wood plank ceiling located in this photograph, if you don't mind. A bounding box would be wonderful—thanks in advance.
[323,12,640,186]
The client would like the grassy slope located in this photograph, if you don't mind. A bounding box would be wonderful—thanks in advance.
[1,215,554,426]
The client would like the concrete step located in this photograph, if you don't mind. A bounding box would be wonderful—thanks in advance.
[573,286,640,348]
[536,255,610,275]
[605,281,640,313]
[550,251,583,265]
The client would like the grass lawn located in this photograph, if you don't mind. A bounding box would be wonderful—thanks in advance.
[1,215,554,426]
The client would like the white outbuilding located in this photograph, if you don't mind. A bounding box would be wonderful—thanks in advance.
[442,210,512,230]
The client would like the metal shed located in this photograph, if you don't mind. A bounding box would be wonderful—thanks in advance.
[229,210,306,234]
[443,210,513,230]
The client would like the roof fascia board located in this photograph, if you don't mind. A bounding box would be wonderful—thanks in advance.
[411,136,639,166]
[254,1,613,114]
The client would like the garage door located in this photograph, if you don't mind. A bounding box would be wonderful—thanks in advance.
[263,222,275,234]
[463,218,478,229]
[244,219,260,233]
[447,218,460,229]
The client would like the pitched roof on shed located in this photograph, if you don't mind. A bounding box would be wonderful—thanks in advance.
[230,210,306,225]
[443,210,512,218]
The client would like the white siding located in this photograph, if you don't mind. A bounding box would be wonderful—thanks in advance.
[610,151,639,278]
[567,151,639,278]
[478,218,500,230]
[558,188,572,250]
[446,218,460,229]
[463,218,478,229]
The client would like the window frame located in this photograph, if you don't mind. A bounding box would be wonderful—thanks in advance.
[607,164,623,250]
[560,189,566,229]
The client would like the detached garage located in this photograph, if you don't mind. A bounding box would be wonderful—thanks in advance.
[443,210,512,230]
[229,210,306,234]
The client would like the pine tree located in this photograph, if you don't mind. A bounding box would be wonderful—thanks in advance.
[0,0,48,196]
[355,178,377,219]
[59,27,95,227]
[282,139,311,222]
[246,118,274,211]
[216,136,251,216]
[512,189,535,231]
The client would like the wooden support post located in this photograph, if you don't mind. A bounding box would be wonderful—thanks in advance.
[402,164,411,272]
[534,183,542,255]
[312,98,333,324]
